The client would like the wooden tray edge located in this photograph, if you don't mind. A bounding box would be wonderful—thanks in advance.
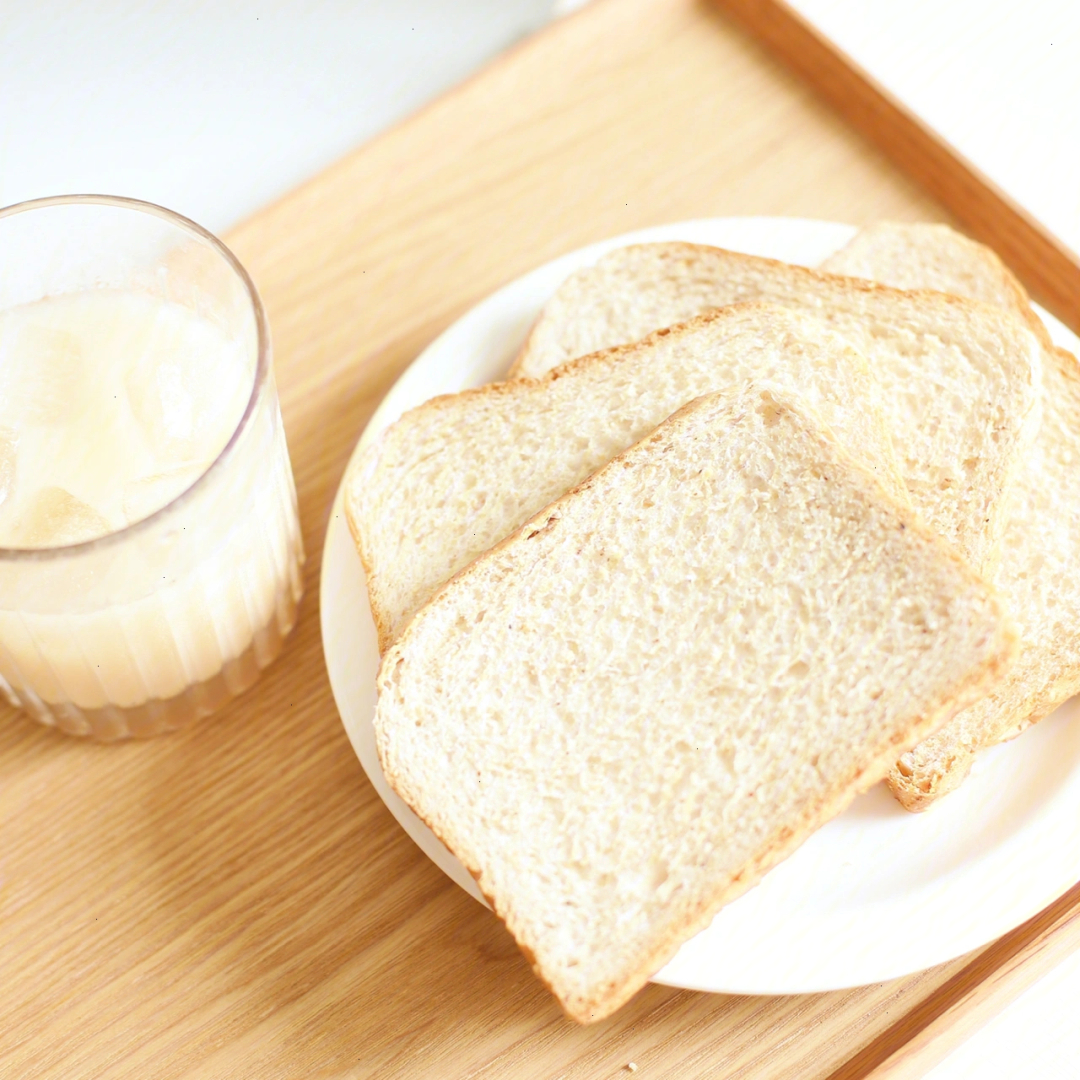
[711,0,1080,332]
[822,880,1080,1078]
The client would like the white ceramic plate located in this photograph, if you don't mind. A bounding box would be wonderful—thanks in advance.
[321,217,1080,995]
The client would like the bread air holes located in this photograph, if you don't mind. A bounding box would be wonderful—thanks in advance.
[649,859,670,890]
[587,754,621,781]
[900,604,932,633]
[754,391,784,427]
[787,659,810,681]
[715,744,736,778]
[787,583,810,626]
[543,795,566,826]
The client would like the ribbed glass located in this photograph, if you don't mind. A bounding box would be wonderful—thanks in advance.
[0,196,304,738]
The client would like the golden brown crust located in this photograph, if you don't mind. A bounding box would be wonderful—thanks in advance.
[509,239,1045,379]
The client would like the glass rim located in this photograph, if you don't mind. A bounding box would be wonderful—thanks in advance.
[0,193,271,563]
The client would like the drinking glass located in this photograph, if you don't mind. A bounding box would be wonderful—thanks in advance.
[0,195,304,738]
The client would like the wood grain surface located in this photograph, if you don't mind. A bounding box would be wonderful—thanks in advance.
[2,0,1077,1076]
[713,0,1080,332]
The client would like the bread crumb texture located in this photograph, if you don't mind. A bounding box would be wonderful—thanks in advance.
[349,304,906,650]
[820,220,1077,809]
[513,242,1042,574]
[375,388,1011,1021]
[891,347,1080,807]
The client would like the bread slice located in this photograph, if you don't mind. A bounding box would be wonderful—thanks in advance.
[375,386,1017,1023]
[819,221,1036,327]
[509,242,1043,574]
[824,222,1080,808]
[349,304,909,651]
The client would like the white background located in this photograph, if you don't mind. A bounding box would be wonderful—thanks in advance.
[789,0,1080,258]
[0,1,554,233]
[2,3,1077,1076]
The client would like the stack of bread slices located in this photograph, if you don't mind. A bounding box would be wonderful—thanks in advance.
[346,223,1080,1023]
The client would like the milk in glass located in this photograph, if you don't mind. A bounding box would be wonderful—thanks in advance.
[0,291,249,547]
[0,197,303,739]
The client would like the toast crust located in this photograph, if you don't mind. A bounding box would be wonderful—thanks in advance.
[509,239,1048,376]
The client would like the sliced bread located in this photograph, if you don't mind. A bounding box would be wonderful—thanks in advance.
[375,386,1017,1023]
[825,222,1080,808]
[348,304,908,651]
[819,221,1036,326]
[509,242,1044,574]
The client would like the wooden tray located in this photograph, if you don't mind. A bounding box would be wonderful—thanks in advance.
[3,0,1079,1075]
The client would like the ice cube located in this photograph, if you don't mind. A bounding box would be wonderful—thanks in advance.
[157,359,196,444]
[122,462,208,526]
[0,321,88,426]
[124,304,248,463]
[15,487,112,548]
[0,427,16,510]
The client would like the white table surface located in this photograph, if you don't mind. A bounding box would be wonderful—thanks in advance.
[1,3,1075,1076]
[0,0,554,233]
